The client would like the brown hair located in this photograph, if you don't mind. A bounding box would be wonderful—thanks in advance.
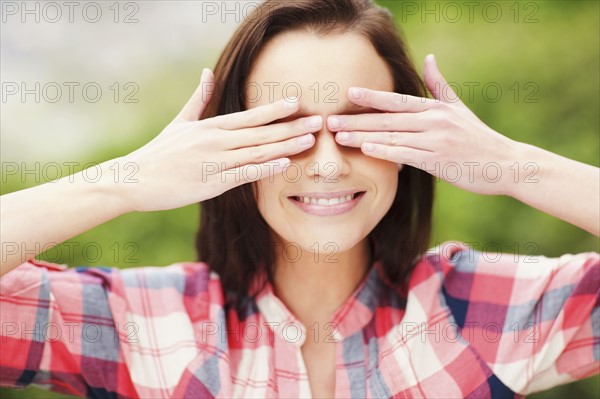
[196,0,434,309]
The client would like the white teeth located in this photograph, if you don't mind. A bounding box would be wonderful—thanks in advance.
[296,194,356,206]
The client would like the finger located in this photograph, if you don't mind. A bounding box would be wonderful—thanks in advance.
[360,142,434,165]
[423,54,460,104]
[346,87,436,113]
[177,68,215,122]
[335,131,432,152]
[218,132,315,171]
[327,112,424,132]
[211,97,301,130]
[219,158,292,190]
[222,115,323,150]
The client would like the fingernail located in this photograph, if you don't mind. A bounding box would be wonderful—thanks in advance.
[428,54,437,67]
[349,87,366,99]
[304,116,322,128]
[283,97,299,109]
[363,143,375,152]
[297,134,314,145]
[337,132,351,141]
[200,68,209,83]
[328,116,342,129]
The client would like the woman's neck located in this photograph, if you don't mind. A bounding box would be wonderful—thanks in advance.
[272,236,372,327]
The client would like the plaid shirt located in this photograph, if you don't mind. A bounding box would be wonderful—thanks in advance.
[1,241,598,398]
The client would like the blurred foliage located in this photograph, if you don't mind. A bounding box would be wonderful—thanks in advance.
[1,0,598,398]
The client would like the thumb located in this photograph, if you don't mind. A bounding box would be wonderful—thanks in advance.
[177,68,215,122]
[423,54,459,104]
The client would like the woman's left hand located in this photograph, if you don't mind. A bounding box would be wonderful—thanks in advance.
[327,54,523,196]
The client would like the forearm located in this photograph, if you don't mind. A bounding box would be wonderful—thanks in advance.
[0,159,132,276]
[504,142,600,237]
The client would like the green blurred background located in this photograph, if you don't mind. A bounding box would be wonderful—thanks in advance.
[1,0,598,397]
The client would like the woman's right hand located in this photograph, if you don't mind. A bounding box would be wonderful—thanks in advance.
[116,68,321,212]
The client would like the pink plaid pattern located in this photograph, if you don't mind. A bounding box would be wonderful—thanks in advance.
[1,240,598,398]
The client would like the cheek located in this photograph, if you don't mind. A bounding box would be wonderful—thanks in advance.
[361,157,399,184]
[253,178,285,217]
[369,161,400,204]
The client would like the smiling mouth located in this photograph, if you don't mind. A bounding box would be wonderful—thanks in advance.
[289,191,366,206]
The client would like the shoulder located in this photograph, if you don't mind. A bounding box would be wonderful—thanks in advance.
[117,260,219,291]
[412,240,599,320]
[417,240,599,277]
[2,259,224,297]
[407,240,599,303]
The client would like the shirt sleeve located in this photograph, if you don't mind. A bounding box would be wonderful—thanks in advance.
[438,241,599,396]
[0,259,138,398]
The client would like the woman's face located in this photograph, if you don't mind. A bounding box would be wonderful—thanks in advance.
[247,30,400,255]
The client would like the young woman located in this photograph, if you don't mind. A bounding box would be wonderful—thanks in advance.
[1,0,598,398]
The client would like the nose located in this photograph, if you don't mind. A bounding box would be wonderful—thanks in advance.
[301,120,350,182]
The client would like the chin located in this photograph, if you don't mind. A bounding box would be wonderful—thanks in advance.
[275,227,366,256]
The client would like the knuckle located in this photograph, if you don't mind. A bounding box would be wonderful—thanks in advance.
[380,145,390,159]
[196,119,211,129]
[388,133,401,146]
[243,110,260,126]
[381,113,393,129]
[249,115,261,127]
[294,118,307,132]
[391,93,405,105]
[289,134,307,149]
[431,112,449,127]
[213,114,229,127]
[248,145,265,161]
[430,100,447,111]
[440,114,459,130]
[362,92,372,106]
[446,117,460,129]
[439,134,456,147]
[252,126,269,141]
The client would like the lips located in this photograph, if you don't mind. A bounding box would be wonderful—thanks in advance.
[287,191,366,217]
[287,190,366,200]
[289,191,364,206]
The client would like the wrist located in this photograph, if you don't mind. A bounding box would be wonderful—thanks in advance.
[73,158,136,216]
[498,140,546,199]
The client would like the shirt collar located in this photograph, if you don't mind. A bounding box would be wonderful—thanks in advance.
[252,259,385,347]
